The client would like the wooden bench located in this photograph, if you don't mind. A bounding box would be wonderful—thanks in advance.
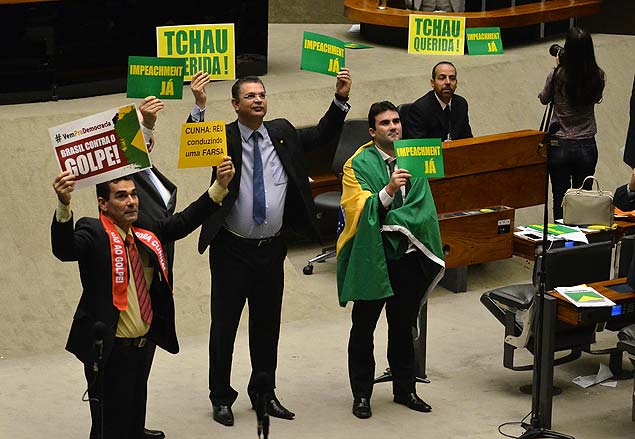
[344,0,602,29]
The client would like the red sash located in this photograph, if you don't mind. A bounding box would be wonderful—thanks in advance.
[100,213,172,311]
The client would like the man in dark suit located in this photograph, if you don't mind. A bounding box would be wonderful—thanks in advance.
[405,61,473,141]
[337,101,445,419]
[51,158,234,439]
[187,68,352,426]
[133,96,177,439]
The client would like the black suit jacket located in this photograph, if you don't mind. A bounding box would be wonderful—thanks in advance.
[405,90,473,140]
[51,191,216,365]
[195,100,347,253]
[133,167,177,277]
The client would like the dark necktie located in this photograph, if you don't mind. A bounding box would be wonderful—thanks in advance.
[444,105,452,140]
[386,159,403,208]
[251,131,266,225]
[125,235,153,324]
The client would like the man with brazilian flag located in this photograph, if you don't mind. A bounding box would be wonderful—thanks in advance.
[336,101,445,419]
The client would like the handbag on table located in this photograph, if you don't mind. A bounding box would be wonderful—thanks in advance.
[562,176,614,226]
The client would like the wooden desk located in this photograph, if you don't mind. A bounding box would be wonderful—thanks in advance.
[531,278,634,429]
[513,221,635,261]
[344,0,602,29]
[549,278,635,327]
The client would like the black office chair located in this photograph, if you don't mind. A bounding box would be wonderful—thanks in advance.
[303,118,370,275]
[616,234,635,278]
[481,241,613,386]
[397,102,413,139]
[617,324,635,420]
[592,234,635,379]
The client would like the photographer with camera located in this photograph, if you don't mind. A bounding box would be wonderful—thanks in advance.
[539,27,606,220]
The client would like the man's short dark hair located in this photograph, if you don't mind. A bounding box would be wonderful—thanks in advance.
[431,61,457,79]
[231,76,266,100]
[368,101,399,130]
[95,175,135,200]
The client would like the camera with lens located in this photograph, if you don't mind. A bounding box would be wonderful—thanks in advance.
[549,44,564,58]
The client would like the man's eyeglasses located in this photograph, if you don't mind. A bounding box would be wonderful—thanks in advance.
[243,93,267,101]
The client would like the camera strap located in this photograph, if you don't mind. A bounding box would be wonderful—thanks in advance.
[539,102,553,132]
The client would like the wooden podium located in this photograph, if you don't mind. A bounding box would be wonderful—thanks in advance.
[432,129,546,291]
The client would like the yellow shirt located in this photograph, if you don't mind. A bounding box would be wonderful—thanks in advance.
[115,226,153,338]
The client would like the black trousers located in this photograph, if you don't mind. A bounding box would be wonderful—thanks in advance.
[348,252,433,399]
[208,228,287,406]
[85,341,151,439]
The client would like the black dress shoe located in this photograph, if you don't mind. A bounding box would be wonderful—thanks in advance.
[212,405,234,426]
[393,393,432,412]
[265,396,295,420]
[352,397,372,419]
[144,428,165,439]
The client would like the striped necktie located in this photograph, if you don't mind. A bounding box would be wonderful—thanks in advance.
[125,235,153,324]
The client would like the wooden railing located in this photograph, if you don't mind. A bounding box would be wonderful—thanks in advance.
[344,0,602,29]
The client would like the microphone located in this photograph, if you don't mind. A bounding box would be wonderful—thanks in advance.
[92,321,107,373]
[254,372,269,439]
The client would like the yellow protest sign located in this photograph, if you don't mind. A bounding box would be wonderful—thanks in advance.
[178,121,227,168]
[156,24,235,81]
[408,15,465,56]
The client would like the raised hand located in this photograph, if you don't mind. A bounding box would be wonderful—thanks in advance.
[139,96,164,130]
[216,156,236,189]
[191,71,211,109]
[53,170,76,205]
[335,68,352,100]
[386,168,411,197]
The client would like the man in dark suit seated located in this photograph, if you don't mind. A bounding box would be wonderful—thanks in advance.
[186,68,352,427]
[405,61,473,141]
[51,157,234,439]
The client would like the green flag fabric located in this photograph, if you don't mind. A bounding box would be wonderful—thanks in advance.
[336,142,445,306]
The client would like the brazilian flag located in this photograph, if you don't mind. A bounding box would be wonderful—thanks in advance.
[336,142,445,306]
[113,105,151,170]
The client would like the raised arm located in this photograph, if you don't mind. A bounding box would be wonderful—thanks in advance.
[188,71,211,123]
[297,68,352,151]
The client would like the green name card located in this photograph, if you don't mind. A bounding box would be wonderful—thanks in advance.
[344,41,373,50]
[394,138,444,178]
[126,56,186,99]
[466,27,503,55]
[300,32,345,77]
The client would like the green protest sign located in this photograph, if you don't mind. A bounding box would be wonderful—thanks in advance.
[394,138,444,178]
[344,41,374,49]
[466,27,503,55]
[300,32,345,77]
[126,56,186,99]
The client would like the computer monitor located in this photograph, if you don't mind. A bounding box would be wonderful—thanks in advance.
[535,240,613,291]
